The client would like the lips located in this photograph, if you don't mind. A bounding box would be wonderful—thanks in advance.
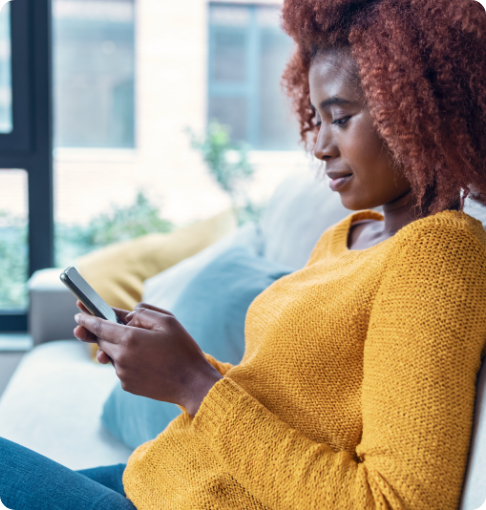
[327,173,353,192]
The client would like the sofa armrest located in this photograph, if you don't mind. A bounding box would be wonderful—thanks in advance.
[28,269,79,346]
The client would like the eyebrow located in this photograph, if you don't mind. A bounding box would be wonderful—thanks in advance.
[311,97,357,110]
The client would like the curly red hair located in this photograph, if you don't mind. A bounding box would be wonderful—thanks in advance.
[281,0,486,213]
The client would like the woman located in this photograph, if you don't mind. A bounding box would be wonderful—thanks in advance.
[2,0,486,508]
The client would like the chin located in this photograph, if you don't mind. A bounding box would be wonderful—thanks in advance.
[339,193,376,211]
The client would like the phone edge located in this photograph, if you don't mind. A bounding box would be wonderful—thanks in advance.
[60,270,108,321]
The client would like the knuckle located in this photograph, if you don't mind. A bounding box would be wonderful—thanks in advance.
[120,329,133,345]
[135,302,149,311]
[91,320,102,337]
[164,314,178,331]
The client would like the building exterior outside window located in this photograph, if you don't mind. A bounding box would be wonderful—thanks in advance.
[53,0,135,148]
[53,0,307,237]
[208,3,298,150]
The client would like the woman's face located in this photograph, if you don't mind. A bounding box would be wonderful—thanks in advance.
[309,49,411,211]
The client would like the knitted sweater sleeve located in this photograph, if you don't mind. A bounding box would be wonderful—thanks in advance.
[192,225,486,510]
[204,353,234,376]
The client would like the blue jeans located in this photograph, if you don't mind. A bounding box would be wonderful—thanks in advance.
[0,437,137,509]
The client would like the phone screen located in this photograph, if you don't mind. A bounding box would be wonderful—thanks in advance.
[60,266,120,323]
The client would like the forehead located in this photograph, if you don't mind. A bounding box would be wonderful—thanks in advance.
[309,49,363,104]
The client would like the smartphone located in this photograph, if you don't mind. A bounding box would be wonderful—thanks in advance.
[60,266,122,324]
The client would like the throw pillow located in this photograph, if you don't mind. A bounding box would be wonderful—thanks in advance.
[77,210,236,312]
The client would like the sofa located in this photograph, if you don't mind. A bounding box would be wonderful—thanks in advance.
[0,172,485,510]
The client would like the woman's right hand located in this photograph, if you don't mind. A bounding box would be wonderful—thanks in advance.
[75,300,130,364]
[73,302,222,416]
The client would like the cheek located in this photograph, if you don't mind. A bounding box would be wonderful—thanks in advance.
[341,115,386,169]
[341,116,398,188]
[337,116,408,208]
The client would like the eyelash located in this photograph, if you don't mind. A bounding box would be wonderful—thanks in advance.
[333,116,351,128]
[315,116,351,128]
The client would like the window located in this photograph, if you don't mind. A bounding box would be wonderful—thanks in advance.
[208,3,298,150]
[0,0,53,332]
[0,170,28,310]
[53,0,135,148]
[0,4,12,134]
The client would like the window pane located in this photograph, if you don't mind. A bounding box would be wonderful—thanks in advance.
[208,4,299,150]
[53,0,135,148]
[0,3,12,134]
[210,5,250,27]
[0,170,28,310]
[211,28,247,83]
[258,25,299,150]
[209,96,248,143]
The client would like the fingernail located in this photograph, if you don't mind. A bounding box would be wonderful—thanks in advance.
[75,314,81,323]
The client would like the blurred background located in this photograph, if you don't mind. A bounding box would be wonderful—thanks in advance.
[0,0,310,323]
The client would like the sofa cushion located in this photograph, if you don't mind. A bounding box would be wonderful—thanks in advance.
[142,221,263,314]
[0,341,132,470]
[261,172,351,269]
[102,244,292,449]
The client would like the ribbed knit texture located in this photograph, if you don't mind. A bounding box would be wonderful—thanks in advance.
[123,210,486,510]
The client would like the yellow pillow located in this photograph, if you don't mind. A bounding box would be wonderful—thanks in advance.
[76,211,236,360]
[77,210,236,311]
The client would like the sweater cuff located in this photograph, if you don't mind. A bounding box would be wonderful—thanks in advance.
[192,377,244,443]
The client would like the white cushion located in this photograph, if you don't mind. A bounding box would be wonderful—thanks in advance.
[0,341,132,470]
[464,199,486,229]
[261,172,350,269]
[460,359,486,510]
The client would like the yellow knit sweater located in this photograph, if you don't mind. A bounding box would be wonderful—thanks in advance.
[123,210,486,510]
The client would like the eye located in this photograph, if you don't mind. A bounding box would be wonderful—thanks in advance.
[332,116,351,128]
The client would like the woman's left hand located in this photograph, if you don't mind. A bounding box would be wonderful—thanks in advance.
[74,303,223,416]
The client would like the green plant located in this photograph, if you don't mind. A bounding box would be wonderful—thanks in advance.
[0,192,174,308]
[0,211,28,308]
[56,191,174,267]
[186,121,262,224]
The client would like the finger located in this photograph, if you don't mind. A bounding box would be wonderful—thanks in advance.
[73,325,98,343]
[97,337,123,363]
[133,302,174,317]
[127,307,175,332]
[96,349,112,365]
[112,307,132,324]
[75,313,126,345]
[76,300,92,315]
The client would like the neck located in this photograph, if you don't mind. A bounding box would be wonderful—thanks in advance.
[381,190,423,236]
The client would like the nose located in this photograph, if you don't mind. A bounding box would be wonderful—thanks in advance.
[313,125,339,161]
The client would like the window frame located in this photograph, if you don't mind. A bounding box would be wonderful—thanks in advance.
[0,0,54,332]
[208,2,261,147]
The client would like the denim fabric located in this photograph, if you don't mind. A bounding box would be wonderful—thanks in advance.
[0,437,136,510]
[77,464,127,496]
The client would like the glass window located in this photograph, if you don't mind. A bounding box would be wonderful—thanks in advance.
[209,96,248,142]
[212,29,247,83]
[53,0,135,148]
[0,169,28,310]
[0,3,13,134]
[208,3,298,151]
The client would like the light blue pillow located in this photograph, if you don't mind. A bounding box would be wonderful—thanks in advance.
[102,245,291,449]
